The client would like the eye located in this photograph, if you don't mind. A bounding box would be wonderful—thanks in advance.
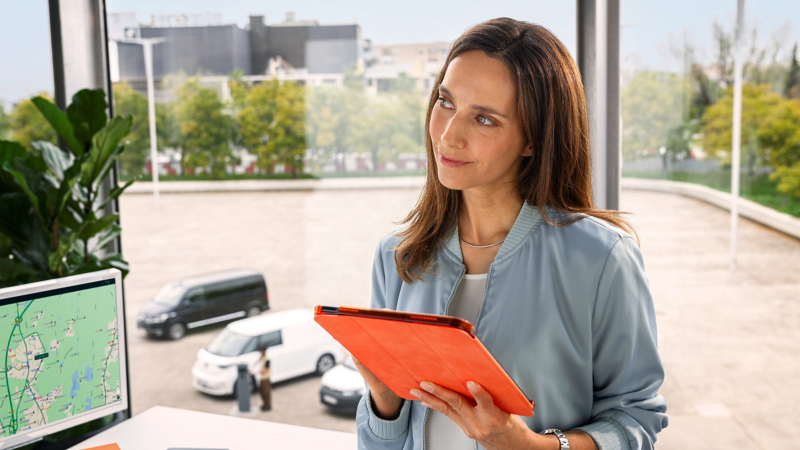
[477,116,494,126]
[438,97,453,109]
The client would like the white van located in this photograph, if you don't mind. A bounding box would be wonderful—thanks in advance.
[192,308,345,396]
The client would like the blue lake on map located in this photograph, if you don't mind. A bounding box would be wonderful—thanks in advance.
[71,370,79,398]
[84,397,91,411]
[84,365,93,382]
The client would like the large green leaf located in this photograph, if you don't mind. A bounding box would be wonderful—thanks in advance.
[33,141,73,182]
[2,160,42,217]
[31,97,84,156]
[98,178,135,211]
[90,224,121,254]
[78,213,119,241]
[80,116,133,188]
[67,89,108,148]
[0,140,27,165]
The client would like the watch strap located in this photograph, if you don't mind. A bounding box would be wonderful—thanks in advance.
[542,429,569,450]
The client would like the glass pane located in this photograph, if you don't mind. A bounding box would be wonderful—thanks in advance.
[108,0,575,434]
[0,3,55,148]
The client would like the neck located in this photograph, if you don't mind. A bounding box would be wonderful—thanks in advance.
[459,180,523,246]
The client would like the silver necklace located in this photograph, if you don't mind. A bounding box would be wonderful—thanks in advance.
[459,237,504,249]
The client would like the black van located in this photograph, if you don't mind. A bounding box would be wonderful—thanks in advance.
[137,269,269,340]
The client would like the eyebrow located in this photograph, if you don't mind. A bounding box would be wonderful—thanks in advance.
[438,85,509,119]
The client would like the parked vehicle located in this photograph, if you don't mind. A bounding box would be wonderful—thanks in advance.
[319,356,365,414]
[137,269,268,340]
[192,308,346,396]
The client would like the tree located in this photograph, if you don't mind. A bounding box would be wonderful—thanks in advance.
[173,78,232,178]
[0,104,9,140]
[8,93,57,150]
[112,82,172,177]
[622,71,690,173]
[237,79,306,177]
[757,98,800,199]
[351,92,424,172]
[786,43,800,100]
[702,83,783,173]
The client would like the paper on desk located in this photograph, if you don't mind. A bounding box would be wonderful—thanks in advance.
[81,444,121,450]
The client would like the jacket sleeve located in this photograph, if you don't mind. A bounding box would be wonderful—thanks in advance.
[575,237,669,450]
[356,237,412,449]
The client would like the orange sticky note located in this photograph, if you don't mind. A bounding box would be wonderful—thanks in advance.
[82,444,121,450]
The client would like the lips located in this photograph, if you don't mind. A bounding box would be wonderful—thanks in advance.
[439,153,470,168]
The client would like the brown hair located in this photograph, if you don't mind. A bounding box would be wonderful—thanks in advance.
[394,17,636,283]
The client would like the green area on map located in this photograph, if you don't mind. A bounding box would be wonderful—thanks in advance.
[0,284,121,438]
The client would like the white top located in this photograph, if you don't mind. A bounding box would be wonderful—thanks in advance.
[425,273,488,450]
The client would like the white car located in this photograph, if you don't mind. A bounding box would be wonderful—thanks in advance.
[192,308,345,396]
[319,356,366,414]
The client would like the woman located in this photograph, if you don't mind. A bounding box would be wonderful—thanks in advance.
[354,18,668,450]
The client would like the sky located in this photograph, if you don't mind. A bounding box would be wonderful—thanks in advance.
[1,1,798,108]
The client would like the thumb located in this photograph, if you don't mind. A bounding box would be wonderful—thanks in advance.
[466,381,495,409]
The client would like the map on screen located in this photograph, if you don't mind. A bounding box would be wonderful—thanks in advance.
[0,280,121,439]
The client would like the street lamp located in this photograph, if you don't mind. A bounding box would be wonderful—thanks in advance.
[119,38,166,206]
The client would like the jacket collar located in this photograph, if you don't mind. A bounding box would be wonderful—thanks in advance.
[443,201,543,263]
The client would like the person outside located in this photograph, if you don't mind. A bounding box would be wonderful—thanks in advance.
[249,344,271,412]
[352,17,667,450]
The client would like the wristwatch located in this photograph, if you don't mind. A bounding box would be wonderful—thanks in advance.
[542,429,569,450]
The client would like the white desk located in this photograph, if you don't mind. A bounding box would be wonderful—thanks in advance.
[69,406,357,450]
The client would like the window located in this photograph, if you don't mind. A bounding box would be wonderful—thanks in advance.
[259,330,282,348]
[185,287,205,303]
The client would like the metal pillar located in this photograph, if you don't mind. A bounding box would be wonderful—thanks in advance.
[577,0,621,210]
[730,0,746,270]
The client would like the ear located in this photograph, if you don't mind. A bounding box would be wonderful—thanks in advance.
[521,144,533,157]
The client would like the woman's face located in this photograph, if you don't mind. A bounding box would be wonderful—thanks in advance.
[430,50,531,193]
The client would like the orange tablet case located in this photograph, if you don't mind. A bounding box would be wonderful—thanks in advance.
[314,306,534,416]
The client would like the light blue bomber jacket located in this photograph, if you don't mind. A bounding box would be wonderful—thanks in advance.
[356,202,668,450]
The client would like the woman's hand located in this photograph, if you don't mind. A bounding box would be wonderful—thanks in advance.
[410,381,547,450]
[351,355,404,420]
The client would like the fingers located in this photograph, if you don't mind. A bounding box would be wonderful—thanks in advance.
[466,381,495,410]
[411,382,473,417]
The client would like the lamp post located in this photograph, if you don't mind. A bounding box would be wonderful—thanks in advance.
[119,38,166,206]
[730,0,745,269]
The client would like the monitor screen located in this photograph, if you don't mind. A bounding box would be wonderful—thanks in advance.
[0,270,128,447]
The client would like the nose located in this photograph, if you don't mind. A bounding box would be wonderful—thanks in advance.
[439,113,467,151]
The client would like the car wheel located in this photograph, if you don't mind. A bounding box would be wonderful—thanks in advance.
[316,354,336,375]
[168,322,186,340]
[245,306,261,318]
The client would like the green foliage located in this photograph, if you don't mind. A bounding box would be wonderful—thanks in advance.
[786,43,800,100]
[622,71,691,159]
[702,84,783,171]
[113,82,172,177]
[8,93,57,150]
[0,104,9,140]
[237,79,306,177]
[0,88,134,288]
[174,78,232,178]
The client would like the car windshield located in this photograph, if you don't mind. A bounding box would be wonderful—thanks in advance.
[205,328,254,357]
[153,283,185,306]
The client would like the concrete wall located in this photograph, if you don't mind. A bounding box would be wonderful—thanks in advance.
[306,39,359,74]
[117,25,251,81]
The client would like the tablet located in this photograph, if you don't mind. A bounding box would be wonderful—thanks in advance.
[314,306,534,416]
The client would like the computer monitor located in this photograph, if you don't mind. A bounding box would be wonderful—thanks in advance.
[0,269,128,449]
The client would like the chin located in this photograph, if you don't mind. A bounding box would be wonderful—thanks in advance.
[436,165,478,191]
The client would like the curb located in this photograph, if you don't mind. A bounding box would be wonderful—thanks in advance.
[621,177,800,240]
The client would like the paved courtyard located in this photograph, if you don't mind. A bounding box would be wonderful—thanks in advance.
[119,187,800,448]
